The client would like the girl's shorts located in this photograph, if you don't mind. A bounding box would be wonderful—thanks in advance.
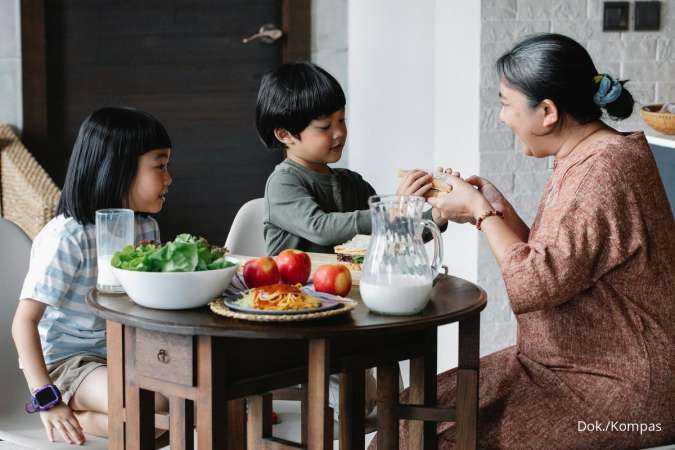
[46,354,107,405]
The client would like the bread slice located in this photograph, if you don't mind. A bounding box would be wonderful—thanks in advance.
[334,234,370,271]
[397,170,452,198]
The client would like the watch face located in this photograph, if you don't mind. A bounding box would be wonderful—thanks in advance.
[35,387,58,405]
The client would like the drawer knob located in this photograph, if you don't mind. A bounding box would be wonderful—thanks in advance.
[157,349,170,364]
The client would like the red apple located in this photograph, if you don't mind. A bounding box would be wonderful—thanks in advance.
[243,256,280,288]
[313,264,352,297]
[275,249,311,285]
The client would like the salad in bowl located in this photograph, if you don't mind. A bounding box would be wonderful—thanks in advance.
[110,234,239,309]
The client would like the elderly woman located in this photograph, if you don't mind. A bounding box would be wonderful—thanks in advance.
[374,33,675,450]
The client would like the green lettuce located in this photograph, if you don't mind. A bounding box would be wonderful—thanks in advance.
[111,234,233,272]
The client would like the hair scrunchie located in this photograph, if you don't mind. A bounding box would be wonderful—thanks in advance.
[593,74,622,107]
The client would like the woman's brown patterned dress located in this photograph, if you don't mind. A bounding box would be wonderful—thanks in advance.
[371,132,675,450]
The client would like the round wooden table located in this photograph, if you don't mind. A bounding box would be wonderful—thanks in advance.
[87,273,486,450]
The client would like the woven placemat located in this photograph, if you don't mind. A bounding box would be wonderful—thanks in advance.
[209,297,357,322]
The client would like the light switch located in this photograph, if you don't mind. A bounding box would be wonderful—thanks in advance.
[635,1,661,31]
[603,1,630,31]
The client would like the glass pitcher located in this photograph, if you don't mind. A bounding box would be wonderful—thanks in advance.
[360,195,443,315]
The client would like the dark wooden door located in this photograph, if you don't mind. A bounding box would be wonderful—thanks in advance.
[22,0,309,245]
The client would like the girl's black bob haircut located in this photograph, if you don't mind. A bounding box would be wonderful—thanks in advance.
[57,107,171,225]
[496,33,634,124]
[256,61,346,149]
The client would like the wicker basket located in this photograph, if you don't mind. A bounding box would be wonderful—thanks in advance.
[0,125,61,238]
[639,104,675,135]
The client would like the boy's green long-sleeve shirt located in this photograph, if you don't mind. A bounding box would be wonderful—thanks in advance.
[264,159,376,255]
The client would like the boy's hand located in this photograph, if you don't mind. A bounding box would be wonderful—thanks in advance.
[40,403,85,445]
[396,170,433,196]
[436,166,462,179]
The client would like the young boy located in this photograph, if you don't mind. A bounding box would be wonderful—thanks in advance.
[256,62,442,422]
[256,61,440,256]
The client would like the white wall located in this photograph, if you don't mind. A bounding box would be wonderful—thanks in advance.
[348,0,481,375]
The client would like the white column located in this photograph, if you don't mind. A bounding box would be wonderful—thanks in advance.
[347,0,481,375]
[347,0,435,195]
[432,0,481,372]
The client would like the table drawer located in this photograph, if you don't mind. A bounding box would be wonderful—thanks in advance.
[135,329,194,386]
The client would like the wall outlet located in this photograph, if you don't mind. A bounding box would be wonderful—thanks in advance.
[635,1,661,31]
[603,1,630,31]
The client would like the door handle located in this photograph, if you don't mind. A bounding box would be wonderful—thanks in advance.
[242,24,283,44]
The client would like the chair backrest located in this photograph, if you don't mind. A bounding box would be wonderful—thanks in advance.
[0,218,32,417]
[225,198,266,256]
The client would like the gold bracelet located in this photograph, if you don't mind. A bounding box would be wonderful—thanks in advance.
[475,210,503,230]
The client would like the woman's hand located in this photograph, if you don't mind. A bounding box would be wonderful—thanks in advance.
[427,176,492,224]
[465,175,509,214]
[396,170,433,197]
[40,403,85,445]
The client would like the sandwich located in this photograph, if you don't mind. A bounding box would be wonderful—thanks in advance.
[397,170,452,198]
[334,234,371,271]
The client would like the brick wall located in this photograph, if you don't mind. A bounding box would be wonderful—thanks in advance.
[311,0,348,168]
[478,0,675,355]
[0,0,21,132]
[312,0,348,88]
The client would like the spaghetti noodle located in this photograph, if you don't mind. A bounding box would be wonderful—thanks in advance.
[245,283,321,311]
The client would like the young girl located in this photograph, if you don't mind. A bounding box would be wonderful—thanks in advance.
[11,107,173,445]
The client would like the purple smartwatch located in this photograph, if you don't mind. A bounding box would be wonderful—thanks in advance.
[25,384,61,414]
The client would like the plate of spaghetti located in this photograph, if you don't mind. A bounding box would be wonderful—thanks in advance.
[223,283,342,315]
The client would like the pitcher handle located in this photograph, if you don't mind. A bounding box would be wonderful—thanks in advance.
[422,219,444,277]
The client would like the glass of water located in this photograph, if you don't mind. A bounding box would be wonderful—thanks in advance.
[96,209,134,293]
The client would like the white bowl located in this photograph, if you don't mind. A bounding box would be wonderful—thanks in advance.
[112,258,240,310]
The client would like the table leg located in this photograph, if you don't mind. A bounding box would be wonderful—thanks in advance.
[409,328,438,450]
[106,321,125,450]
[246,394,272,448]
[376,363,400,450]
[300,384,308,446]
[227,399,247,450]
[308,338,332,450]
[169,397,194,450]
[195,336,230,450]
[456,314,480,450]
[339,368,365,450]
[124,327,155,450]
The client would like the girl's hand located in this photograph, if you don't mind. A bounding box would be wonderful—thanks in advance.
[396,170,433,197]
[426,176,492,224]
[40,403,85,445]
[465,175,509,214]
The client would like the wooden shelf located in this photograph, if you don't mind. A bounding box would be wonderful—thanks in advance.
[646,133,675,150]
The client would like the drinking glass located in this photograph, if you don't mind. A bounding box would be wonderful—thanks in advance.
[96,208,134,293]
